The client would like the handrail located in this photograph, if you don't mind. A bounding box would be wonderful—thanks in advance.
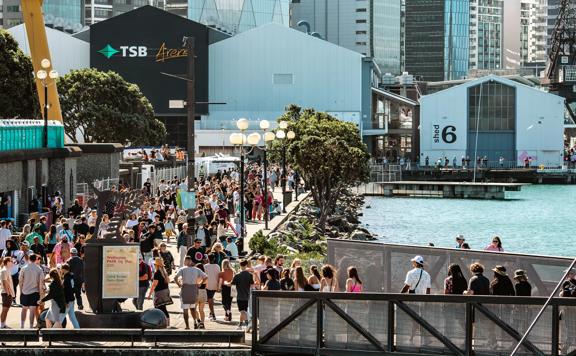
[252,291,576,305]
[252,291,576,356]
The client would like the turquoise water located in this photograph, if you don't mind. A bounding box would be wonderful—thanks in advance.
[361,185,576,257]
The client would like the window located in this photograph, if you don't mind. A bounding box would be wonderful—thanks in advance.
[356,30,367,35]
[356,8,367,12]
[356,19,367,23]
[273,74,293,85]
[468,82,515,131]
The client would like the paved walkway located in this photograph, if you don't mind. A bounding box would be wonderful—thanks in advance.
[2,189,309,338]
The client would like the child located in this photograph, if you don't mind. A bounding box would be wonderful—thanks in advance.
[164,216,175,243]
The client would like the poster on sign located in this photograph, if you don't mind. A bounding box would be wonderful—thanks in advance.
[102,245,139,299]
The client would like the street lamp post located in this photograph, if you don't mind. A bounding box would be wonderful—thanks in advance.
[259,120,276,230]
[36,58,58,148]
[229,119,260,247]
[275,122,295,213]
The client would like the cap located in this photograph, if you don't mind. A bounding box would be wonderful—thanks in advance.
[33,223,42,230]
[492,265,507,276]
[70,248,78,254]
[411,255,424,265]
[21,241,30,247]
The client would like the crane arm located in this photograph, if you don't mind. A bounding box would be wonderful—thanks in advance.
[21,0,63,121]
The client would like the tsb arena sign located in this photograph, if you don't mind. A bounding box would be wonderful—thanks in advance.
[90,5,229,115]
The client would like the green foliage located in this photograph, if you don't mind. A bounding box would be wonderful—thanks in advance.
[273,105,370,230]
[248,230,288,257]
[58,68,166,145]
[0,29,39,119]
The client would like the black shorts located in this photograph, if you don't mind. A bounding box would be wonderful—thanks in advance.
[1,293,13,307]
[206,289,216,299]
[20,292,40,307]
[237,300,248,312]
[46,244,56,254]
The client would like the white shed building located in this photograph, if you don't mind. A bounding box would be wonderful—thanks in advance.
[419,75,565,167]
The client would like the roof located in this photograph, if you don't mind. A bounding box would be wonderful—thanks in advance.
[422,74,563,101]
[372,87,418,107]
[210,22,365,59]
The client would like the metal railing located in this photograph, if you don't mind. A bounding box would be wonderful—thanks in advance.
[327,239,573,297]
[252,291,576,355]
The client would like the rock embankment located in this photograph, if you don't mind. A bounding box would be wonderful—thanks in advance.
[266,190,377,254]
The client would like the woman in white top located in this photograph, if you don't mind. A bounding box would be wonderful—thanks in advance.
[307,265,321,291]
[125,214,139,229]
[98,214,110,238]
[320,265,339,292]
[294,266,308,292]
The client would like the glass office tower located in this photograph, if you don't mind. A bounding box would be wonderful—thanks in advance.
[188,0,289,35]
[444,0,469,80]
[43,0,84,32]
[372,0,402,74]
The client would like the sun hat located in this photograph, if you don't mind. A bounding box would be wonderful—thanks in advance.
[411,255,424,265]
[70,248,78,254]
[513,269,527,279]
[492,265,507,276]
[456,234,465,241]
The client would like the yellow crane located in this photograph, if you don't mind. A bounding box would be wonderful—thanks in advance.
[21,0,62,121]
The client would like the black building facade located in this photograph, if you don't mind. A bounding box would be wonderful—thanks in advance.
[90,6,228,147]
[405,0,445,82]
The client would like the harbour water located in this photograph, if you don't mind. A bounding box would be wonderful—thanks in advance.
[361,184,576,257]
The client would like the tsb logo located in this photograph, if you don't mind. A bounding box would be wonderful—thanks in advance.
[97,44,148,59]
[120,46,148,57]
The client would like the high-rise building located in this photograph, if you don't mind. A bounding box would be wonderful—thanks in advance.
[189,0,289,35]
[164,0,187,17]
[84,0,160,26]
[470,0,503,70]
[290,0,401,75]
[404,0,469,81]
[2,0,84,31]
[525,0,548,63]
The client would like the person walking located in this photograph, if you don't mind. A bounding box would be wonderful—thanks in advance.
[133,255,151,310]
[176,223,189,268]
[401,256,431,294]
[320,265,338,292]
[194,263,208,329]
[174,256,207,330]
[513,270,532,296]
[19,254,44,328]
[39,269,66,328]
[226,260,254,330]
[1,257,15,328]
[490,266,515,296]
[60,264,80,328]
[147,258,173,327]
[346,266,363,293]
[444,264,467,294]
[66,248,84,310]
[218,259,235,322]
[204,254,221,322]
[465,263,490,295]
[484,236,504,252]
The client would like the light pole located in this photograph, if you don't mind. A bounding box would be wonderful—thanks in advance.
[259,120,276,230]
[36,58,58,148]
[275,121,295,213]
[229,118,260,247]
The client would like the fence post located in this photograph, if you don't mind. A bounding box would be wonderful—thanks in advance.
[387,301,395,352]
[465,302,473,356]
[317,298,324,353]
[252,293,258,351]
[552,304,559,356]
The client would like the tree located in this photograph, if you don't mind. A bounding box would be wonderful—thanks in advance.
[0,29,39,119]
[275,106,370,231]
[58,68,166,146]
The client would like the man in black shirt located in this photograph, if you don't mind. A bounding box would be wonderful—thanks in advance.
[30,236,47,265]
[67,199,83,218]
[466,263,490,295]
[73,217,90,238]
[186,239,206,265]
[228,260,254,330]
[67,248,85,310]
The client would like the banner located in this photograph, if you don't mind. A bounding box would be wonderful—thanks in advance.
[180,191,196,210]
[102,245,139,299]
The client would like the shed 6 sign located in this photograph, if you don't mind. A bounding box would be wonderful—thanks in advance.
[433,124,457,144]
